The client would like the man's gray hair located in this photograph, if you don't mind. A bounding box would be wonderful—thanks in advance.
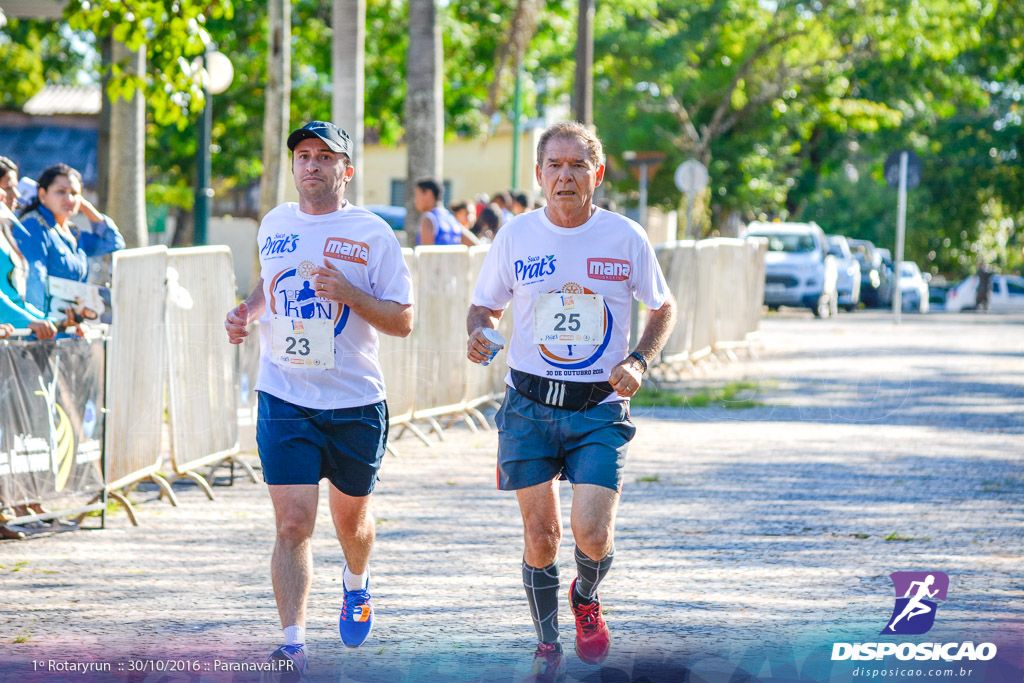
[536,121,604,168]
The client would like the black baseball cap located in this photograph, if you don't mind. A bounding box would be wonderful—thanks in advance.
[287,121,353,158]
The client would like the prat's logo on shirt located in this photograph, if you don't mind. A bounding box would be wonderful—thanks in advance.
[587,257,631,281]
[261,233,299,259]
[514,254,556,282]
[324,237,370,265]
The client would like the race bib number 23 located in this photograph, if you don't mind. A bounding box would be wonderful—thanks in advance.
[270,315,335,369]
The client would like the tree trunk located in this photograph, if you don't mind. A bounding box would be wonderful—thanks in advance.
[105,40,147,248]
[333,0,366,206]
[260,0,291,222]
[256,0,291,279]
[405,0,443,231]
[573,0,594,126]
[97,36,111,210]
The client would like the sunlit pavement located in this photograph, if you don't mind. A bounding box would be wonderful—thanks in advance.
[1,309,1021,682]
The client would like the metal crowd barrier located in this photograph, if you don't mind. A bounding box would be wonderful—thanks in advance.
[165,247,254,499]
[103,246,175,523]
[689,241,718,361]
[712,238,751,356]
[745,237,768,343]
[462,246,497,429]
[381,249,432,450]
[235,321,261,455]
[655,241,698,364]
[410,246,473,438]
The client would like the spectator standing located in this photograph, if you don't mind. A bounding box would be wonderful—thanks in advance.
[492,191,516,224]
[976,261,992,312]
[16,164,125,313]
[414,178,472,246]
[471,205,502,242]
[511,191,531,216]
[450,200,476,232]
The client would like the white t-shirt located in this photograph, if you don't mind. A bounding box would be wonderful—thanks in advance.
[471,207,669,394]
[255,202,413,409]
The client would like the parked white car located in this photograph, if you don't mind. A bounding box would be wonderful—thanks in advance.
[945,274,1024,313]
[743,221,839,318]
[827,235,862,311]
[897,261,930,313]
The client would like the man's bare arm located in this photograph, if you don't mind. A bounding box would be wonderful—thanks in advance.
[608,294,677,396]
[466,303,505,363]
[225,278,265,344]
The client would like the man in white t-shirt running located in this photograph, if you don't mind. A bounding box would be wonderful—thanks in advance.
[466,121,677,682]
[224,121,414,677]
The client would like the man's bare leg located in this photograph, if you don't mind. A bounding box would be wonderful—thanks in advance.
[268,484,320,629]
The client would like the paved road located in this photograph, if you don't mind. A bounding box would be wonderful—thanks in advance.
[1,310,1022,682]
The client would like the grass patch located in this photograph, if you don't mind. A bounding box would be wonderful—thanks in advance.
[883,532,916,542]
[631,387,691,407]
[633,380,764,409]
[85,499,124,518]
[635,475,661,483]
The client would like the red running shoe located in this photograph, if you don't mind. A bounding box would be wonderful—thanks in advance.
[569,577,611,664]
[524,641,566,683]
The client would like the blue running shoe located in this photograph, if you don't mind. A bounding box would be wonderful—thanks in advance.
[263,643,309,683]
[339,577,374,647]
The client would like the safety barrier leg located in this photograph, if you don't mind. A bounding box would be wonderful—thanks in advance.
[151,473,180,507]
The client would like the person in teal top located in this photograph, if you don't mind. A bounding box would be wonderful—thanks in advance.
[15,163,125,313]
[0,156,56,338]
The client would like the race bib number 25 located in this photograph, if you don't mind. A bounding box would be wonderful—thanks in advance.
[270,315,335,369]
[533,293,604,345]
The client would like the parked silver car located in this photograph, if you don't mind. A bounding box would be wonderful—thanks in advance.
[897,261,930,313]
[945,274,1024,313]
[827,235,861,311]
[743,221,839,318]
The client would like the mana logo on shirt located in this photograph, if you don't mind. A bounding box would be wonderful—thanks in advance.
[269,260,350,336]
[324,237,370,265]
[588,257,631,281]
[514,254,556,283]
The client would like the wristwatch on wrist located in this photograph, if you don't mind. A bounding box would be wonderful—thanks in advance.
[628,351,648,374]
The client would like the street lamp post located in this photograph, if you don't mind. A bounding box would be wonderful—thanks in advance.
[194,50,234,246]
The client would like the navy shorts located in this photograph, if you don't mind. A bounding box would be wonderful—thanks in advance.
[494,388,636,492]
[256,391,389,497]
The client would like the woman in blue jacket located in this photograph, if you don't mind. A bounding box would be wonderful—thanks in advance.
[0,156,56,338]
[16,163,125,313]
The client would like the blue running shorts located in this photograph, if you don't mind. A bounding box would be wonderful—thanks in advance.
[256,391,389,497]
[494,388,636,492]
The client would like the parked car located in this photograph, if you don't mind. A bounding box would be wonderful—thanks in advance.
[743,221,839,317]
[847,238,892,308]
[928,276,952,311]
[826,235,861,311]
[897,261,930,313]
[366,204,406,230]
[945,274,1024,313]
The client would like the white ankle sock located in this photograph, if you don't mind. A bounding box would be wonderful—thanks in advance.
[283,625,305,646]
[344,565,368,591]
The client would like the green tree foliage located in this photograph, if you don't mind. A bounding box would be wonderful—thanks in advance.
[65,0,233,127]
[0,19,92,109]
[587,0,1022,275]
